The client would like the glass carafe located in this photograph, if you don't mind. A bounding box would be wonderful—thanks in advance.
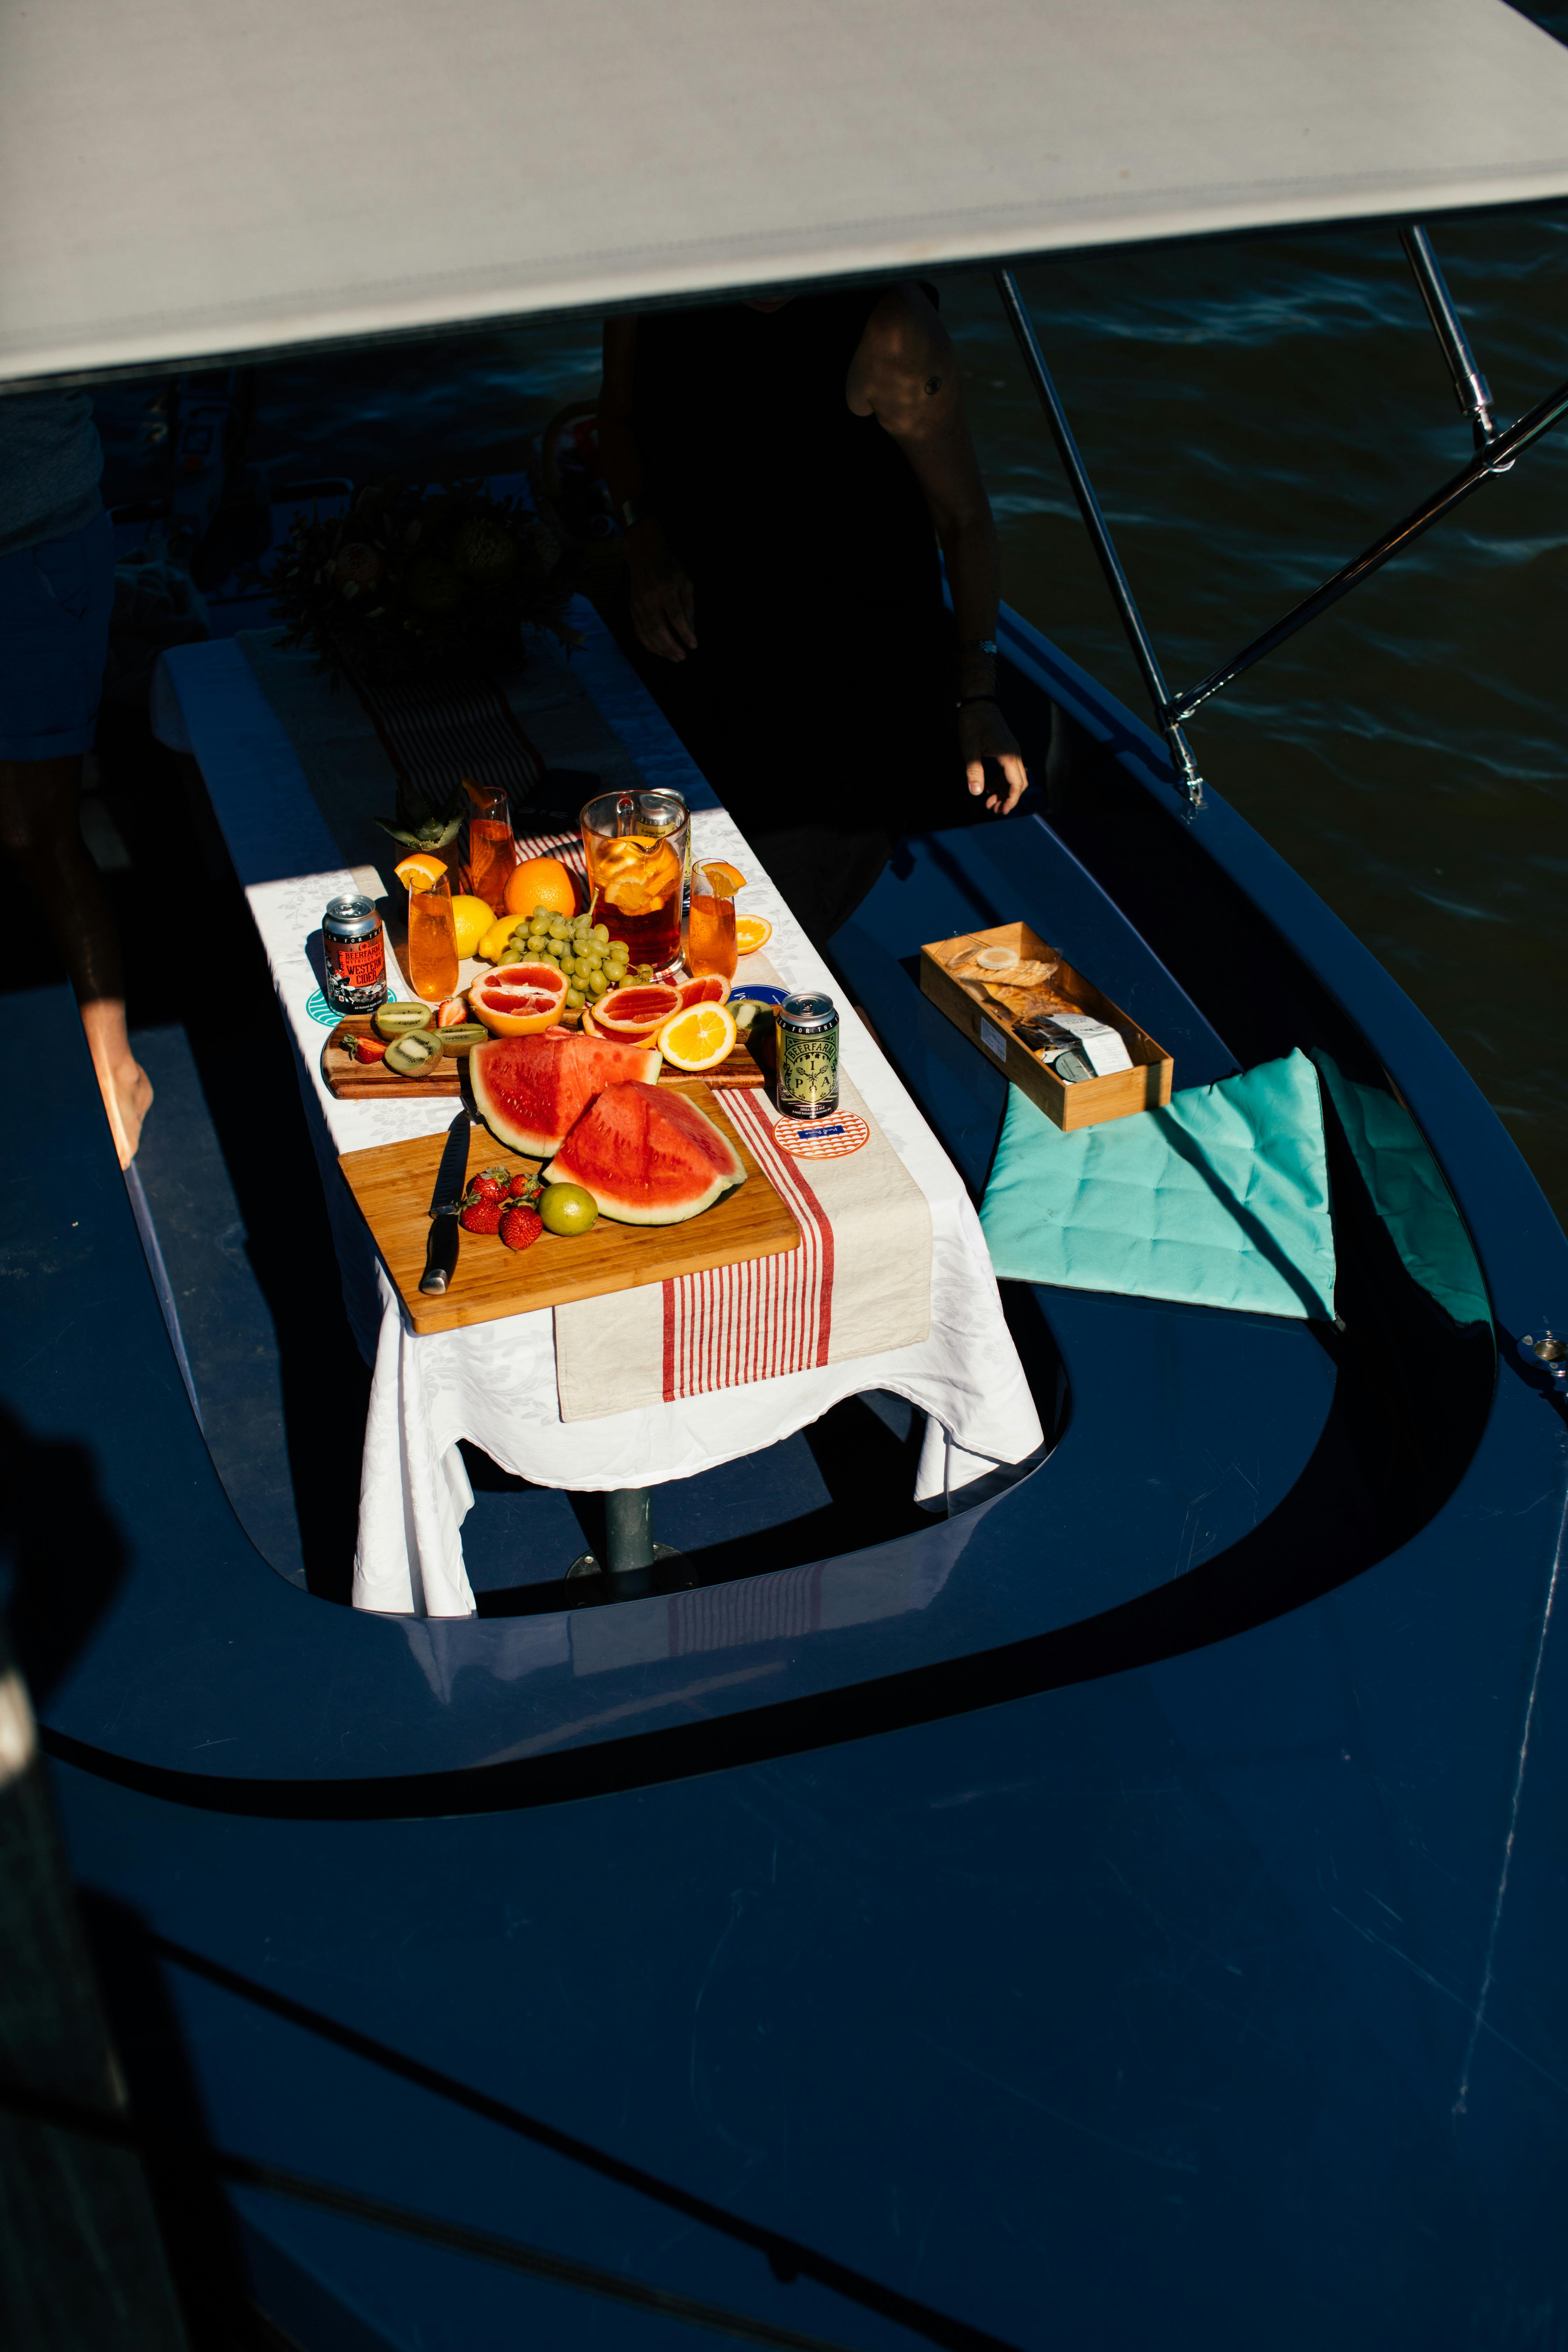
[580,788,688,974]
[463,778,516,912]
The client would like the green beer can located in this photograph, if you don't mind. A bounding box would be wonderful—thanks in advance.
[776,990,840,1118]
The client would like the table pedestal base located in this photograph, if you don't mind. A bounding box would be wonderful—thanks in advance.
[565,1486,694,1592]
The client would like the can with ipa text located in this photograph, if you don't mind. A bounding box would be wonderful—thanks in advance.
[776,990,840,1118]
[322,894,388,1013]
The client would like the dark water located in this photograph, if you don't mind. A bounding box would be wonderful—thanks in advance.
[96,197,1568,1217]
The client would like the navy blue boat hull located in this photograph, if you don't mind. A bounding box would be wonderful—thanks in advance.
[8,603,1568,2346]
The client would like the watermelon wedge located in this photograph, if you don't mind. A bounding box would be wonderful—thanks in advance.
[470,1031,662,1156]
[545,1082,745,1225]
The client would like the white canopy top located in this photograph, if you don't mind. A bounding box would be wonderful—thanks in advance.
[5,0,1568,387]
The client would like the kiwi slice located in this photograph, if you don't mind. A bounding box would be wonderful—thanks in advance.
[384,1029,444,1077]
[437,1024,487,1053]
[374,1000,435,1040]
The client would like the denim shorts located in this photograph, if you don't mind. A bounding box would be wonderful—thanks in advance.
[0,509,115,763]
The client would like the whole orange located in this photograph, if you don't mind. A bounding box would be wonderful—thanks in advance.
[503,856,578,919]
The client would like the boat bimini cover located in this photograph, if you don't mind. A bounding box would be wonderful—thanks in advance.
[981,1049,1337,1321]
[5,0,1568,387]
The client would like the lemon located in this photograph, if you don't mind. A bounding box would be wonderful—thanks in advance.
[450,894,497,958]
[477,913,519,963]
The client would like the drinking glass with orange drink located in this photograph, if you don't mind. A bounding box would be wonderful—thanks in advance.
[462,779,516,912]
[686,860,739,983]
[395,856,461,1000]
[580,789,687,973]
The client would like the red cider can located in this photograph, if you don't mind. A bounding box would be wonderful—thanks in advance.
[322,894,388,1013]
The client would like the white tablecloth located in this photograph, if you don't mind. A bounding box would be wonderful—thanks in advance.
[156,621,1044,1616]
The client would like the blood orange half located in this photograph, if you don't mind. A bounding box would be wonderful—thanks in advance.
[471,962,570,1036]
[674,974,730,1011]
[592,982,684,1044]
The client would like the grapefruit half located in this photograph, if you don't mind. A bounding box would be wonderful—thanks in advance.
[471,962,570,1036]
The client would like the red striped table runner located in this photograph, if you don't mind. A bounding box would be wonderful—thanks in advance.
[660,1089,835,1399]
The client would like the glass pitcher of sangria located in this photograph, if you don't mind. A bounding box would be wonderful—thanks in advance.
[462,778,516,912]
[580,789,688,973]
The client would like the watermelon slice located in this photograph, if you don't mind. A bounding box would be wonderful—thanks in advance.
[545,1082,745,1225]
[470,1031,662,1156]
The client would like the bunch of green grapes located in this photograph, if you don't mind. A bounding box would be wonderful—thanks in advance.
[494,906,654,1010]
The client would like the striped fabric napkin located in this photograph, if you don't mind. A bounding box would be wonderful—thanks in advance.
[553,1071,933,1422]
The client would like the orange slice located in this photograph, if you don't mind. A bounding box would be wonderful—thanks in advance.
[695,859,746,896]
[733,914,772,956]
[394,852,450,892]
[658,1001,737,1071]
[595,832,657,873]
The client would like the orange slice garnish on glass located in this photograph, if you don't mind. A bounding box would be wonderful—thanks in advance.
[733,914,772,955]
[658,1001,737,1071]
[394,852,450,892]
[695,859,746,896]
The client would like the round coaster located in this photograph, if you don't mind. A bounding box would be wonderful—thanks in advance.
[771,1110,869,1161]
[304,989,340,1026]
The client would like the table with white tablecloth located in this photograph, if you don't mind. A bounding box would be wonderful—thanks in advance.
[154,607,1044,1616]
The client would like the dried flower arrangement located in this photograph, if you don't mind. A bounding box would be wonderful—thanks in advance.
[259,478,582,687]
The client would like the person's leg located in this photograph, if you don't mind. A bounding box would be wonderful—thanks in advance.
[0,515,149,1163]
[0,753,152,1162]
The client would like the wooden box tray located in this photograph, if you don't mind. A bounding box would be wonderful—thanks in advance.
[920,920,1172,1133]
[322,1015,765,1100]
[338,1078,799,1334]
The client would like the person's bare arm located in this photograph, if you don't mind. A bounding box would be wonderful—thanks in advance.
[851,286,1028,814]
[599,318,698,662]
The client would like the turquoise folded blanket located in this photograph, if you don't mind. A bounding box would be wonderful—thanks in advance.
[980,1049,1336,1321]
[1309,1050,1488,1326]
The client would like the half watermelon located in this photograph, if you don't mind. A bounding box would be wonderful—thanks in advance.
[545,1082,745,1225]
[470,1031,663,1156]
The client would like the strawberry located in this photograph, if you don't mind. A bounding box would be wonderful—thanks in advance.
[459,1197,505,1235]
[343,1027,388,1064]
[499,1203,544,1251]
[505,1171,540,1199]
[469,1167,511,1204]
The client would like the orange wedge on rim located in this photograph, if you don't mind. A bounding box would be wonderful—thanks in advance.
[394,852,450,892]
[692,859,744,899]
[733,914,772,956]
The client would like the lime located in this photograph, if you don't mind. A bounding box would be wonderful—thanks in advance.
[539,1182,598,1237]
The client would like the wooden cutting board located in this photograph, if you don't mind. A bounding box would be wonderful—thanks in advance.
[322,1016,765,1100]
[338,1078,799,1334]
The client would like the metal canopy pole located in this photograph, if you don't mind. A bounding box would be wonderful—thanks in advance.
[1166,365,1568,726]
[1399,224,1508,460]
[994,268,1205,807]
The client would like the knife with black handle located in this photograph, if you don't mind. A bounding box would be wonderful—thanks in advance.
[419,1104,477,1295]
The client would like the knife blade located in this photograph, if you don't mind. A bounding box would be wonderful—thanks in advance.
[419,1107,475,1295]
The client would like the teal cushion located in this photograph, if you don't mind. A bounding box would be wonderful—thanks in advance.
[1309,1050,1488,1326]
[980,1048,1336,1320]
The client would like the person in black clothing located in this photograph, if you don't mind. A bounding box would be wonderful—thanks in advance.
[598,282,1027,945]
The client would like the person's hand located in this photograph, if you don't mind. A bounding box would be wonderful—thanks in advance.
[961,701,1028,813]
[626,519,697,662]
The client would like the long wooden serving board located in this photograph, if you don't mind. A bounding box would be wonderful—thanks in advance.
[338,1079,799,1335]
[322,1016,765,1100]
